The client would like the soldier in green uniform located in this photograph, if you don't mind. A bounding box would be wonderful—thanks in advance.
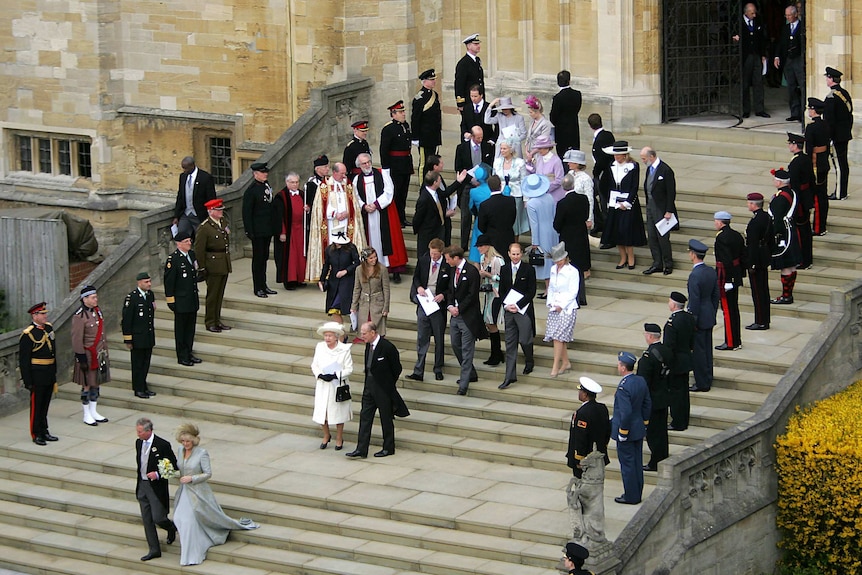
[637,323,672,471]
[19,302,58,445]
[122,272,157,399]
[72,285,110,425]
[194,198,232,333]
[663,291,695,431]
[164,232,201,366]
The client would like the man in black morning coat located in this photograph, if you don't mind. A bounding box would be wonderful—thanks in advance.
[172,156,217,239]
[477,174,516,261]
[135,417,178,561]
[497,242,536,390]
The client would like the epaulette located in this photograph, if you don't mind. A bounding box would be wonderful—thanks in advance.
[22,325,34,334]
[383,120,394,128]
[414,90,424,100]
[74,307,84,315]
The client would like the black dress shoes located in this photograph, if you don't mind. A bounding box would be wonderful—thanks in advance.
[689,386,709,392]
[218,324,232,330]
[166,525,177,544]
[786,116,801,122]
[668,424,687,431]
[345,450,367,459]
[391,273,402,284]
[642,265,660,275]
[264,288,277,295]
[663,268,673,275]
[614,496,640,505]
[435,372,444,381]
[255,290,268,298]
[771,296,793,305]
[146,390,157,396]
[406,373,423,382]
[135,391,150,399]
[206,326,222,333]
[742,112,750,118]
[178,359,194,366]
[599,244,613,250]
[374,450,393,458]
[456,389,467,396]
[523,363,534,375]
[33,436,47,446]
[745,323,769,330]
[756,111,771,118]
[141,552,162,561]
[498,379,515,389]
[643,464,658,472]
[189,355,202,364]
[714,343,742,351]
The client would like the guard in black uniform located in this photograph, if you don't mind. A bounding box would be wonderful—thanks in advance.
[164,232,201,366]
[713,211,746,350]
[379,100,414,227]
[787,132,813,268]
[745,193,772,330]
[242,161,277,297]
[19,302,58,445]
[769,168,802,304]
[637,323,671,471]
[411,69,442,176]
[454,34,484,133]
[562,542,593,575]
[122,272,157,399]
[664,291,695,431]
[804,98,830,236]
[824,67,853,200]
[343,121,371,178]
[566,377,610,478]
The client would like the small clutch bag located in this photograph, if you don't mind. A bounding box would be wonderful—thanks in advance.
[335,384,352,402]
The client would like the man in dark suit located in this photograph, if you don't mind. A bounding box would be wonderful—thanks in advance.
[664,291,695,431]
[497,242,536,389]
[744,192,771,330]
[637,324,671,471]
[804,98,831,236]
[122,272,157,399]
[611,351,651,505]
[444,245,488,395]
[242,161,277,297]
[454,126,494,250]
[589,113,615,235]
[459,85,497,143]
[135,417,177,561]
[423,155,467,246]
[407,239,451,382]
[411,69,442,174]
[640,147,677,275]
[686,239,719,392]
[550,70,582,157]
[477,175,516,261]
[454,34,484,133]
[172,156,217,239]
[164,232,200,367]
[346,322,406,459]
[824,67,853,200]
[732,3,770,118]
[412,171,448,258]
[773,4,805,122]
[713,211,746,351]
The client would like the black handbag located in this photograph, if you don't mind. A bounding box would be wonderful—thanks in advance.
[528,247,545,267]
[335,384,352,402]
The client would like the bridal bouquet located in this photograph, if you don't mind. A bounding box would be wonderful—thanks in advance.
[157,458,180,479]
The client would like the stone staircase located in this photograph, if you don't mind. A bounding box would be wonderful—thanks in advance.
[1,122,859,575]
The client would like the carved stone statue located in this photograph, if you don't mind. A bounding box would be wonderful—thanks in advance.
[566,450,608,547]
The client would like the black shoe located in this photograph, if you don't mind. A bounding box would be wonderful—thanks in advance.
[135,391,150,399]
[166,525,176,544]
[435,372,444,381]
[33,436,47,446]
[469,374,479,383]
[523,363,534,375]
[141,552,162,561]
[484,355,502,366]
[643,464,658,472]
[642,265,660,275]
[255,290,268,298]
[345,450,367,459]
[742,112,750,118]
[756,111,770,118]
[374,450,393,458]
[715,343,731,351]
[264,288,277,295]
[391,273,402,284]
[178,359,194,366]
[615,264,626,270]
[206,326,222,333]
[498,379,515,390]
[406,373,423,382]
[537,292,547,299]
[786,116,801,122]
[689,386,709,392]
[218,324,232,330]
[745,323,769,330]
[599,244,613,250]
[146,390,157,396]
[663,268,673,275]
[828,194,838,200]
[771,296,793,305]
[44,433,58,441]
[614,496,640,505]
[189,355,202,363]
[814,231,828,237]
[668,424,687,431]
[456,389,467,396]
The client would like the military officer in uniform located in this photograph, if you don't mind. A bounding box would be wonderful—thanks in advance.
[164,232,201,366]
[562,542,592,575]
[411,69,442,176]
[454,34,484,132]
[242,161,277,297]
[664,291,695,431]
[611,351,651,505]
[343,121,371,178]
[713,211,746,351]
[380,101,414,228]
[745,192,771,330]
[787,132,813,268]
[566,377,610,478]
[72,285,110,426]
[769,168,802,304]
[824,67,853,200]
[19,302,58,445]
[804,98,831,236]
[194,198,232,333]
[637,323,671,471]
[122,272,157,399]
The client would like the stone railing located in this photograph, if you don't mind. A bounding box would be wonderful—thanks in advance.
[0,78,374,416]
[615,280,862,575]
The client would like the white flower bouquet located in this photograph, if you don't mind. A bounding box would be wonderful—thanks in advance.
[157,458,180,479]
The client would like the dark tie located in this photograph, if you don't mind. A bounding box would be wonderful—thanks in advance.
[476,56,481,67]
[747,18,753,31]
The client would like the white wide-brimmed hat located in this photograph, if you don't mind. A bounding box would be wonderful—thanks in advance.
[331,231,350,245]
[601,140,633,155]
[316,321,345,337]
[522,174,550,198]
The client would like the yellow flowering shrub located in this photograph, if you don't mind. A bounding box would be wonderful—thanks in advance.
[775,380,862,575]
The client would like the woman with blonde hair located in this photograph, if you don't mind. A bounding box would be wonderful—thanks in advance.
[310,322,353,449]
[173,423,258,566]
[523,95,552,163]
[475,235,506,366]
[544,242,580,377]
[350,246,391,337]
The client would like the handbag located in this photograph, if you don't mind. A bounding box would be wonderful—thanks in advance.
[528,246,545,267]
[335,383,352,402]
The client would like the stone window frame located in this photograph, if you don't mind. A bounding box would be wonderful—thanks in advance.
[193,128,234,186]
[8,130,92,179]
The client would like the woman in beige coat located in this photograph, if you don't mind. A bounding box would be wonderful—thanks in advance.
[351,247,391,336]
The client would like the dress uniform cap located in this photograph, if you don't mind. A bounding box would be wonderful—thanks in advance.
[316,321,345,337]
[173,231,192,242]
[786,132,805,145]
[688,239,708,256]
[313,155,329,167]
[771,168,790,180]
[80,285,97,298]
[419,69,436,81]
[670,291,687,304]
[563,542,590,561]
[388,100,406,112]
[351,121,369,131]
[618,351,637,368]
[578,376,602,395]
[824,66,843,80]
[746,192,764,201]
[644,323,662,335]
[806,97,825,111]
[462,33,480,44]
[250,162,269,172]
[136,272,151,281]
[28,302,48,315]
[474,233,493,247]
[204,198,225,210]
[713,210,732,221]
[562,149,587,164]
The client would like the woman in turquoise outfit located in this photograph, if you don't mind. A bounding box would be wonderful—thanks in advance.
[467,163,493,262]
[173,423,259,566]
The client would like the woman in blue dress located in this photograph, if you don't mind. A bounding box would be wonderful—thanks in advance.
[523,174,560,298]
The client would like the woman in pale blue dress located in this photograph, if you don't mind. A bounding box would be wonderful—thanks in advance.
[173,423,259,566]
[523,174,560,297]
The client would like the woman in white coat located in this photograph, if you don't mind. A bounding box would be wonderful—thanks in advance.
[311,321,353,449]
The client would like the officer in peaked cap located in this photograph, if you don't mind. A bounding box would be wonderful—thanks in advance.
[412,68,442,176]
[611,350,651,505]
[663,289,695,431]
[122,272,157,399]
[566,376,610,479]
[19,302,58,445]
[824,66,853,200]
[562,541,591,574]
[344,121,371,177]
[686,238,719,393]
[638,322,672,471]
[380,100,414,227]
